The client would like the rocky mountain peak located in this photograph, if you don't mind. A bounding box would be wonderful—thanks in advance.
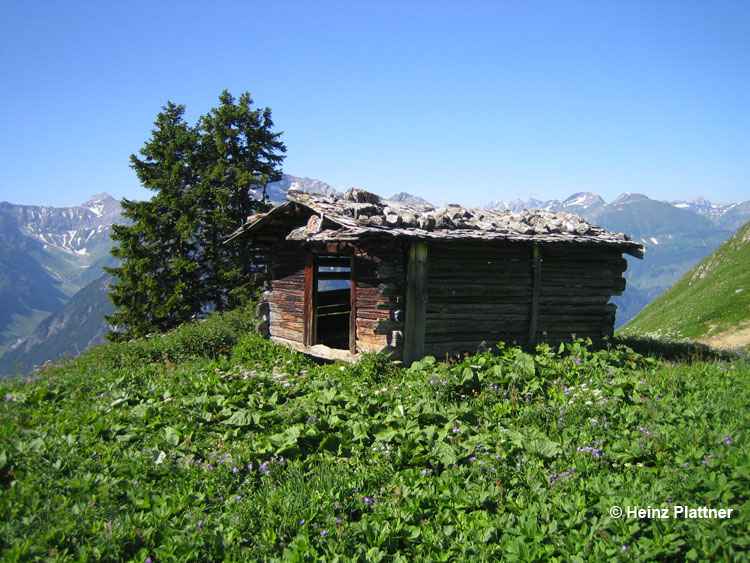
[386,192,434,207]
[560,192,605,209]
[612,192,650,205]
[81,193,121,219]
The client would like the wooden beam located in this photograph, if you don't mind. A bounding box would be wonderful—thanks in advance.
[349,254,357,354]
[528,244,542,345]
[403,240,429,365]
[303,252,314,347]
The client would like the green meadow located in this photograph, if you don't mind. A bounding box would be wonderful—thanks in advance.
[1,310,748,561]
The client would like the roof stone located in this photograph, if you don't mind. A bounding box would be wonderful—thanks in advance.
[232,188,644,257]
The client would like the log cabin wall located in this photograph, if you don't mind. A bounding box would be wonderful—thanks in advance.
[352,239,407,358]
[266,247,307,345]
[422,241,535,359]
[420,240,628,359]
[534,245,627,342]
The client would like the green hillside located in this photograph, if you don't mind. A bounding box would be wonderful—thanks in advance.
[620,220,750,347]
[1,310,748,560]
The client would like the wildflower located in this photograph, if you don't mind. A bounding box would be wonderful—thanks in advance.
[232,466,239,473]
[335,517,342,524]
[363,497,374,504]
[145,558,153,563]
[321,529,328,537]
[621,545,627,552]
[235,495,242,501]
[197,520,203,529]
[300,519,306,525]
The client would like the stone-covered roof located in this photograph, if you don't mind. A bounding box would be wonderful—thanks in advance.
[229,188,644,257]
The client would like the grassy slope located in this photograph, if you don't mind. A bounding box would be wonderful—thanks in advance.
[1,311,748,561]
[620,220,750,343]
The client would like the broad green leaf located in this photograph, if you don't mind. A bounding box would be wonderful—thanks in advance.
[373,428,398,443]
[163,426,180,446]
[222,409,255,427]
[432,441,457,467]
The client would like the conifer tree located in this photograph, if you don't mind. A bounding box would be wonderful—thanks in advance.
[105,92,285,340]
[193,90,285,312]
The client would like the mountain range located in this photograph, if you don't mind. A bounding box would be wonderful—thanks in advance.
[487,192,750,232]
[0,193,121,358]
[0,177,747,376]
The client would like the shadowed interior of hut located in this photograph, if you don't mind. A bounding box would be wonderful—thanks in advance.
[314,255,352,349]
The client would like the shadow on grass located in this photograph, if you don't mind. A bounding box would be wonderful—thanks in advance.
[612,335,748,363]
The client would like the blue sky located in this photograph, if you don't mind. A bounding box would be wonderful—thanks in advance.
[1,0,748,208]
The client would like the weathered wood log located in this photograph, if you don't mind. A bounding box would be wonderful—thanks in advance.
[538,295,612,305]
[269,326,305,342]
[356,309,393,320]
[542,276,623,290]
[428,295,533,304]
[427,285,534,296]
[425,318,530,332]
[539,285,621,296]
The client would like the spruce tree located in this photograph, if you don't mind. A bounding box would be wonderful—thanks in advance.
[193,90,285,312]
[105,92,285,340]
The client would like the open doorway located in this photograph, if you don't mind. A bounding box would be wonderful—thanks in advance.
[311,254,354,350]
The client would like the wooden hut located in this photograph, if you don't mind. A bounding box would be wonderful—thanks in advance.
[227,188,644,364]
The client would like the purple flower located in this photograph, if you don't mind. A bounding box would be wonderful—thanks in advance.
[235,495,242,501]
[232,466,239,473]
[335,517,342,524]
[621,545,627,552]
[363,497,374,504]
[321,529,328,537]
[300,519,306,525]
[197,520,203,529]
[145,558,153,563]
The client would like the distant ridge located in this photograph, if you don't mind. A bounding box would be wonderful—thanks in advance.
[0,274,116,377]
